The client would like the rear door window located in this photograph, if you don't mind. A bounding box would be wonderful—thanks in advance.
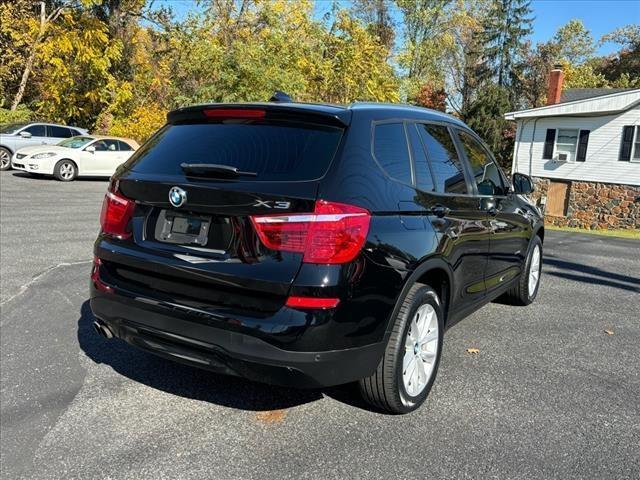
[23,124,46,137]
[126,122,344,182]
[373,123,412,184]
[417,124,468,194]
[49,125,74,138]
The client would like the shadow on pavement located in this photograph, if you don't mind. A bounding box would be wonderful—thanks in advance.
[77,301,374,412]
[11,171,109,182]
[543,256,640,293]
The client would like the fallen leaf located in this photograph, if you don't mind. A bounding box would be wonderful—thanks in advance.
[604,329,614,336]
[466,348,480,354]
[255,409,287,424]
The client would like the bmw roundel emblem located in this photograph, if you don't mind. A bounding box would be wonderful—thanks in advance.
[169,186,187,208]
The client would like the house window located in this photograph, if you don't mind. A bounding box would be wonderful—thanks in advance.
[633,126,640,162]
[555,129,579,161]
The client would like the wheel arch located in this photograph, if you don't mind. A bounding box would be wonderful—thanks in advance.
[56,158,79,171]
[384,256,454,342]
[0,144,14,155]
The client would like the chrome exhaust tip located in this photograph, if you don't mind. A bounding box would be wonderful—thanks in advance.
[92,320,113,339]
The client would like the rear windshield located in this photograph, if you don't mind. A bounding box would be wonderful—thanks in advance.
[125,121,344,181]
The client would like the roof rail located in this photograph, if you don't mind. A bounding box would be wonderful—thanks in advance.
[269,91,292,103]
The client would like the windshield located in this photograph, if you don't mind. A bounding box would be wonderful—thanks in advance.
[0,123,28,134]
[58,136,94,149]
[126,121,344,182]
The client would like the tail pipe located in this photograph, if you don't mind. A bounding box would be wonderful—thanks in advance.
[93,320,113,339]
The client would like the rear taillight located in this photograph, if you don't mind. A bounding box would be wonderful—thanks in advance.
[250,200,370,264]
[99,189,135,239]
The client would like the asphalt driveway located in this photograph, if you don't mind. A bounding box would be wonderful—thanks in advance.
[1,170,639,479]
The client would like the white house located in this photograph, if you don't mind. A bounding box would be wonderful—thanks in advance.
[504,68,640,230]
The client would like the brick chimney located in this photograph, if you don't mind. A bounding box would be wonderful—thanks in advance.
[547,64,564,106]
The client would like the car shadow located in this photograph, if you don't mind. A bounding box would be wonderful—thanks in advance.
[77,301,377,413]
[10,171,108,182]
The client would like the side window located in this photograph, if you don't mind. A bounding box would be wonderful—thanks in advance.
[417,124,467,194]
[457,131,506,196]
[103,140,119,151]
[407,123,435,192]
[117,140,133,151]
[373,123,413,185]
[93,140,118,151]
[49,126,74,138]
[23,124,46,137]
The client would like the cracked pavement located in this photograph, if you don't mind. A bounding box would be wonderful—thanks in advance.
[1,170,639,479]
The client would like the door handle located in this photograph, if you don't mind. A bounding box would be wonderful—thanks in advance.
[431,205,450,218]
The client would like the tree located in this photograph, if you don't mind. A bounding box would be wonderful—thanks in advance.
[465,84,515,166]
[516,40,557,108]
[475,0,533,89]
[10,1,82,110]
[551,19,595,65]
[397,0,452,99]
[597,24,640,87]
[414,83,447,111]
[351,0,395,53]
[36,10,122,126]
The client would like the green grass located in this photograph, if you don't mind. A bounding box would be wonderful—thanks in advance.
[547,225,640,240]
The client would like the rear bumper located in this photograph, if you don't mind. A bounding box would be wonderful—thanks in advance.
[90,286,385,388]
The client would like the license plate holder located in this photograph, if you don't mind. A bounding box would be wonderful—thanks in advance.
[155,209,211,246]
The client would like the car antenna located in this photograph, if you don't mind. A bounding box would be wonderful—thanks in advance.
[269,91,292,103]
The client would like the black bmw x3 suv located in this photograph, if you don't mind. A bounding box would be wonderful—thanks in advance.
[90,100,543,413]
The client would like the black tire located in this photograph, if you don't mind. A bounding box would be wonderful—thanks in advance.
[0,147,12,171]
[53,159,77,181]
[503,235,543,306]
[359,283,444,414]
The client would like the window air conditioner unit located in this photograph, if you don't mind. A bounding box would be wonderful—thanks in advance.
[555,152,574,163]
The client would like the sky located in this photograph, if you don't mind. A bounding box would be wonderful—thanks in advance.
[155,0,640,56]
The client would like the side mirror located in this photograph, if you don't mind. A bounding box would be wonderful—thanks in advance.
[19,131,32,139]
[85,145,96,153]
[512,172,534,194]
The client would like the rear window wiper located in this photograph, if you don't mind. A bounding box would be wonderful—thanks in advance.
[180,163,258,177]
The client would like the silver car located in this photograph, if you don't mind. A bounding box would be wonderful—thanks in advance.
[0,122,88,171]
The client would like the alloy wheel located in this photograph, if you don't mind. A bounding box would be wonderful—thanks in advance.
[0,150,10,169]
[402,303,439,397]
[59,162,75,180]
[528,245,541,297]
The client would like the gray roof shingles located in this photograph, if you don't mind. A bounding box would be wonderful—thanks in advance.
[560,88,635,103]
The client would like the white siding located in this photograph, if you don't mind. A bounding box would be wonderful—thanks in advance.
[505,89,640,119]
[511,106,640,186]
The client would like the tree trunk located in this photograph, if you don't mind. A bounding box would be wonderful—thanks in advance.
[10,2,46,110]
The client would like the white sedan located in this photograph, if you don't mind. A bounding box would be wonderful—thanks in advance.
[11,135,140,181]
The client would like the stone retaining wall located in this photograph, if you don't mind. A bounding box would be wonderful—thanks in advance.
[530,178,640,230]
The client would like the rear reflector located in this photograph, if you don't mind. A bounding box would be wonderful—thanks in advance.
[91,257,113,293]
[99,190,135,239]
[203,108,266,119]
[250,200,370,264]
[285,296,340,309]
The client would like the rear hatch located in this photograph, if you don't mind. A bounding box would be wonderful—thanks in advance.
[99,104,349,315]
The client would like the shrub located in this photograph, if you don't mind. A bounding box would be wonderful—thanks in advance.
[0,106,36,124]
[108,104,166,143]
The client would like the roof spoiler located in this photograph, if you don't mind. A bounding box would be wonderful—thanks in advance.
[167,103,351,127]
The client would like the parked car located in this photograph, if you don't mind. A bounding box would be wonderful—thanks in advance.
[0,122,88,171]
[11,135,139,181]
[90,99,544,414]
